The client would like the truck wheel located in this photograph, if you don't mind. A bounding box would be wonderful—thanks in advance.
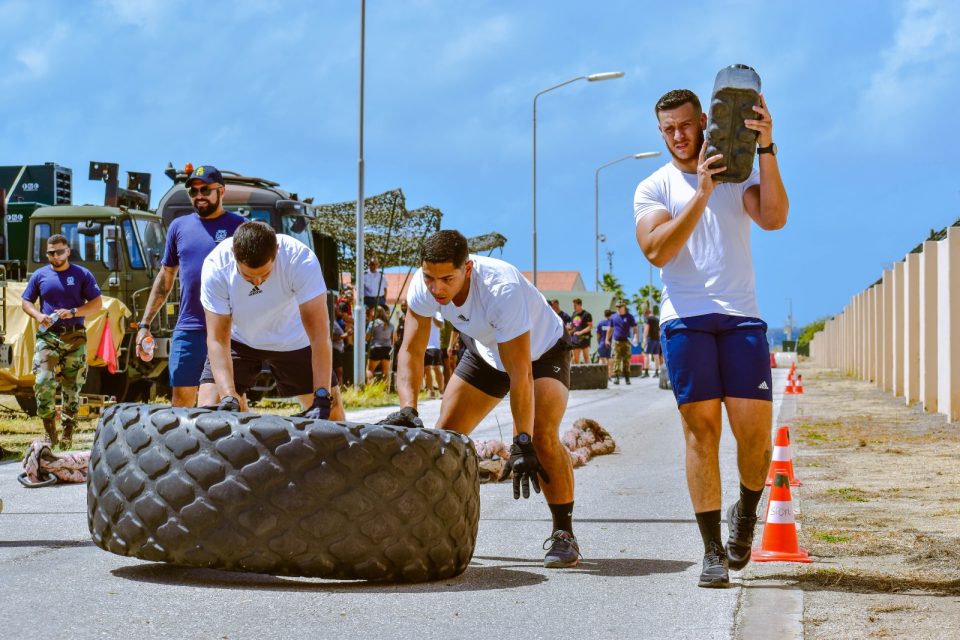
[15,394,37,417]
[87,404,480,582]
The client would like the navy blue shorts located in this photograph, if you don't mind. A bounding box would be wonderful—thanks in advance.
[169,329,209,388]
[597,342,611,358]
[660,313,772,406]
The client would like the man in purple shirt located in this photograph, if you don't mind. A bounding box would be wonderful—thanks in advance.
[136,165,245,407]
[605,301,639,385]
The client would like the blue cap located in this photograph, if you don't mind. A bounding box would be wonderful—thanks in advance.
[186,165,224,186]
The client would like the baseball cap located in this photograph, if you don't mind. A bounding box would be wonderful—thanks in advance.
[186,165,224,186]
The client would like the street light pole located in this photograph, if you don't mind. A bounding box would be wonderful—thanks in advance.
[532,71,624,288]
[353,0,366,390]
[593,151,660,291]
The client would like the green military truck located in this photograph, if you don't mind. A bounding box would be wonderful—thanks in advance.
[155,164,340,399]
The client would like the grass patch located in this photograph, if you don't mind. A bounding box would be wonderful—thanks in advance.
[801,430,828,443]
[763,567,960,596]
[812,531,852,543]
[824,487,870,502]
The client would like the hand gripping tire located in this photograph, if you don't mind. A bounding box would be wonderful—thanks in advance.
[87,404,480,582]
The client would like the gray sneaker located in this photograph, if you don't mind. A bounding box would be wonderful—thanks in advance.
[543,530,581,568]
[699,540,730,588]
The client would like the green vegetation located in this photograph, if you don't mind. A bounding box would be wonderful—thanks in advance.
[826,487,870,502]
[600,273,626,305]
[812,531,852,543]
[797,317,828,356]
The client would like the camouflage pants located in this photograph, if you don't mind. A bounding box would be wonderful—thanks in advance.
[613,340,632,378]
[32,330,88,420]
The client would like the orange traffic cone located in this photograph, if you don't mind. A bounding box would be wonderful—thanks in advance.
[769,353,777,368]
[795,375,804,395]
[753,473,812,563]
[766,425,801,486]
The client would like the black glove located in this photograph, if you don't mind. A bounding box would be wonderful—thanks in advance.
[217,395,240,412]
[378,406,424,429]
[295,393,331,420]
[507,434,551,499]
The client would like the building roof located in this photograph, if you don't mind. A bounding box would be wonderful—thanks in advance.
[519,271,586,292]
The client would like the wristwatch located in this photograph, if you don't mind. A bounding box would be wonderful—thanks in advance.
[137,321,150,330]
[314,388,332,401]
[514,433,532,447]
[70,307,78,317]
[757,142,777,156]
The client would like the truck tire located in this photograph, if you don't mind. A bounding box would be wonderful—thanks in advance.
[569,364,608,390]
[15,393,37,417]
[87,404,480,582]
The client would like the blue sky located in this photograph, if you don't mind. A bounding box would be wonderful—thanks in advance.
[2,0,957,328]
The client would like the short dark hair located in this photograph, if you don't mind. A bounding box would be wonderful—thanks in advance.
[47,234,68,246]
[422,230,469,268]
[655,89,701,116]
[572,298,582,305]
[232,221,277,268]
[604,309,613,318]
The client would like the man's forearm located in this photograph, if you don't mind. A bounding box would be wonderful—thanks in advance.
[508,373,535,436]
[21,300,45,323]
[76,297,103,317]
[758,157,789,229]
[396,346,424,410]
[310,336,333,392]
[207,339,237,398]
[641,191,710,267]
[141,271,174,324]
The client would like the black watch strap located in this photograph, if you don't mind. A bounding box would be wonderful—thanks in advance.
[138,321,150,330]
[757,142,777,155]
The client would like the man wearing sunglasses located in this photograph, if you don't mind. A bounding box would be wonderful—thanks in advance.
[21,234,103,448]
[137,165,245,407]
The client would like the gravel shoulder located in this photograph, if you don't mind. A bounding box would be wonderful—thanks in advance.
[744,363,960,640]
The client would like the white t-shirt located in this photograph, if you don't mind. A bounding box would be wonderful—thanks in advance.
[633,162,762,323]
[363,269,388,298]
[200,234,327,351]
[426,312,442,350]
[407,254,563,371]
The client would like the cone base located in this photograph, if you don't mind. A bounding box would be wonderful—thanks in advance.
[752,547,812,563]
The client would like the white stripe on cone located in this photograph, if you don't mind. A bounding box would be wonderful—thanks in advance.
[772,444,792,462]
[766,500,796,524]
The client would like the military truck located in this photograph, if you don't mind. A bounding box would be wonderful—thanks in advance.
[155,163,340,399]
[4,163,174,413]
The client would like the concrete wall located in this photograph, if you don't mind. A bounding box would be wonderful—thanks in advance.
[810,229,960,422]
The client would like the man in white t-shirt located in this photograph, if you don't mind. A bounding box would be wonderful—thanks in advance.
[362,257,388,309]
[633,88,788,588]
[384,229,580,568]
[199,221,344,421]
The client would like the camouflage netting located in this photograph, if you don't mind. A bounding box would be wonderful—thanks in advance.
[312,188,506,274]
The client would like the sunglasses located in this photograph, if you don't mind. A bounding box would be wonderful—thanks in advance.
[46,248,68,257]
[187,185,221,198]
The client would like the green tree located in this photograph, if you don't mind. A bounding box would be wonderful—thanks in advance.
[632,284,662,316]
[600,273,626,306]
[797,317,828,356]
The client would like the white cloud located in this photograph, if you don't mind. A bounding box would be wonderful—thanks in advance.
[95,0,176,30]
[8,22,70,82]
[858,0,960,131]
[436,14,516,72]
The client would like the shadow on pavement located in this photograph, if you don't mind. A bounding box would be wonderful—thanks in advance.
[111,562,548,593]
[474,556,694,577]
[0,539,96,548]
[481,518,697,525]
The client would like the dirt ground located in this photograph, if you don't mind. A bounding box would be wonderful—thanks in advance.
[748,364,960,639]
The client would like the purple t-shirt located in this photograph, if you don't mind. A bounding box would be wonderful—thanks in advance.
[162,211,246,330]
[22,264,102,328]
[609,312,637,341]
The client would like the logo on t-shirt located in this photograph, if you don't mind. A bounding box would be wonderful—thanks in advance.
[66,276,75,286]
[249,285,263,297]
[215,229,227,242]
[457,314,469,322]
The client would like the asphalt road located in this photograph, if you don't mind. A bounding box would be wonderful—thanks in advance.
[0,373,782,640]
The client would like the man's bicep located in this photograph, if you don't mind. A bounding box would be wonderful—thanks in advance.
[402,310,432,351]
[742,184,762,225]
[204,309,232,341]
[635,209,672,256]
[498,331,532,377]
[298,294,329,334]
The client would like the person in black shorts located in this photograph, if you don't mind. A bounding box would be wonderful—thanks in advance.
[642,305,662,378]
[568,298,593,364]
[385,230,581,568]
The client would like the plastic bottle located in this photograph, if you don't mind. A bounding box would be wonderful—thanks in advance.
[141,335,155,362]
[704,64,762,184]
[41,312,60,332]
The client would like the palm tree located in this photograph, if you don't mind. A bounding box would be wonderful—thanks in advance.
[600,273,626,306]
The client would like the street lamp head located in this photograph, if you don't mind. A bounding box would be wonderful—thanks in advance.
[633,151,661,159]
[586,71,625,82]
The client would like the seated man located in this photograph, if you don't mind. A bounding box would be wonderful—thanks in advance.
[199,221,344,420]
[386,230,580,568]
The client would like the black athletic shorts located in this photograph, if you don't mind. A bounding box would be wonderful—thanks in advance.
[200,340,316,396]
[424,348,443,367]
[369,345,391,361]
[454,335,570,399]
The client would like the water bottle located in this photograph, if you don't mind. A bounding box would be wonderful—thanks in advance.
[141,335,155,362]
[41,312,60,332]
[705,64,762,183]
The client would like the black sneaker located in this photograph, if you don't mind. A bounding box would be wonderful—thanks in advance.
[625,377,631,385]
[613,377,620,385]
[726,501,759,570]
[543,530,581,568]
[699,541,730,588]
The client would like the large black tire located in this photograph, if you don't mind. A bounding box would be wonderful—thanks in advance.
[569,364,608,390]
[87,404,480,582]
[15,393,37,416]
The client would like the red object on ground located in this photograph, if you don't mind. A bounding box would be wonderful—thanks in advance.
[770,353,777,368]
[96,321,118,374]
[753,472,812,563]
[766,425,801,486]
